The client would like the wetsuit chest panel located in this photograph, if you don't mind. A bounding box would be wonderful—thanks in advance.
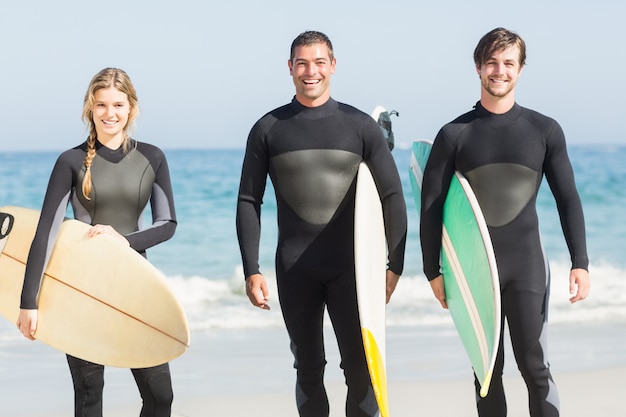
[270,149,361,225]
[77,150,155,234]
[465,163,539,227]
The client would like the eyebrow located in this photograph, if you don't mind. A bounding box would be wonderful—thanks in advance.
[486,57,518,64]
[94,100,127,105]
[294,57,329,63]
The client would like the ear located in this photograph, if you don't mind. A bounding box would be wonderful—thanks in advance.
[330,58,337,74]
[288,59,294,76]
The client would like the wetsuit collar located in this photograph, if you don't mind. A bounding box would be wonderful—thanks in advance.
[82,138,136,163]
[290,96,338,120]
[475,101,522,128]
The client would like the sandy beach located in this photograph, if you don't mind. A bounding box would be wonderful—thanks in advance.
[1,321,624,416]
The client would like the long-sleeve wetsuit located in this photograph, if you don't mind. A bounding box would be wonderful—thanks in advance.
[236,97,407,417]
[420,102,589,417]
[20,139,177,417]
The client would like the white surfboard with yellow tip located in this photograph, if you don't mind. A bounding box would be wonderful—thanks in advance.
[354,159,390,416]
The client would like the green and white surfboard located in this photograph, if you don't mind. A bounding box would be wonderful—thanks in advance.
[409,140,501,397]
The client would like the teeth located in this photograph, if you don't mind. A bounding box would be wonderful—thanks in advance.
[102,120,117,126]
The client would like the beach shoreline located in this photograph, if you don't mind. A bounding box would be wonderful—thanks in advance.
[1,321,624,416]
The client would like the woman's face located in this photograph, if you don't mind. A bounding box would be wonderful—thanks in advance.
[90,87,131,146]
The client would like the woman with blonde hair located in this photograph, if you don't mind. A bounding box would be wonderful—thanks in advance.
[17,67,178,417]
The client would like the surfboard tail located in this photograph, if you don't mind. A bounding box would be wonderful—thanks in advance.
[480,369,494,398]
[0,210,17,255]
[362,328,390,417]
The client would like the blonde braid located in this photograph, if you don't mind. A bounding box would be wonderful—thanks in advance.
[81,130,97,200]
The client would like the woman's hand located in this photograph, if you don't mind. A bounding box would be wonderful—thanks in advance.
[87,224,129,246]
[17,309,38,340]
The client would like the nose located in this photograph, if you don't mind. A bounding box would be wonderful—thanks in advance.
[494,62,506,75]
[304,62,318,75]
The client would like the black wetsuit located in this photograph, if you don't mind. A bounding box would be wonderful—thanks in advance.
[21,139,177,417]
[420,102,588,417]
[236,98,407,417]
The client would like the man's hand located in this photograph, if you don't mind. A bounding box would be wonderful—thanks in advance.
[246,273,270,310]
[429,275,448,309]
[385,270,400,304]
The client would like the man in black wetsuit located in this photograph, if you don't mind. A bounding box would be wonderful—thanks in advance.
[420,28,590,417]
[236,31,407,417]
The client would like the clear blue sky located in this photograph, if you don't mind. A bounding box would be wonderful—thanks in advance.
[1,0,624,151]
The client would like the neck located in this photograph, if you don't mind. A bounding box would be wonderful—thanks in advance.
[96,132,126,150]
[295,94,330,108]
[480,92,515,114]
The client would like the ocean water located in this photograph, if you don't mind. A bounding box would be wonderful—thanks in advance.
[1,144,625,342]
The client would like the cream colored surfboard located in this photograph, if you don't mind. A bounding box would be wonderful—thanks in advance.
[0,206,189,368]
[354,162,390,416]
